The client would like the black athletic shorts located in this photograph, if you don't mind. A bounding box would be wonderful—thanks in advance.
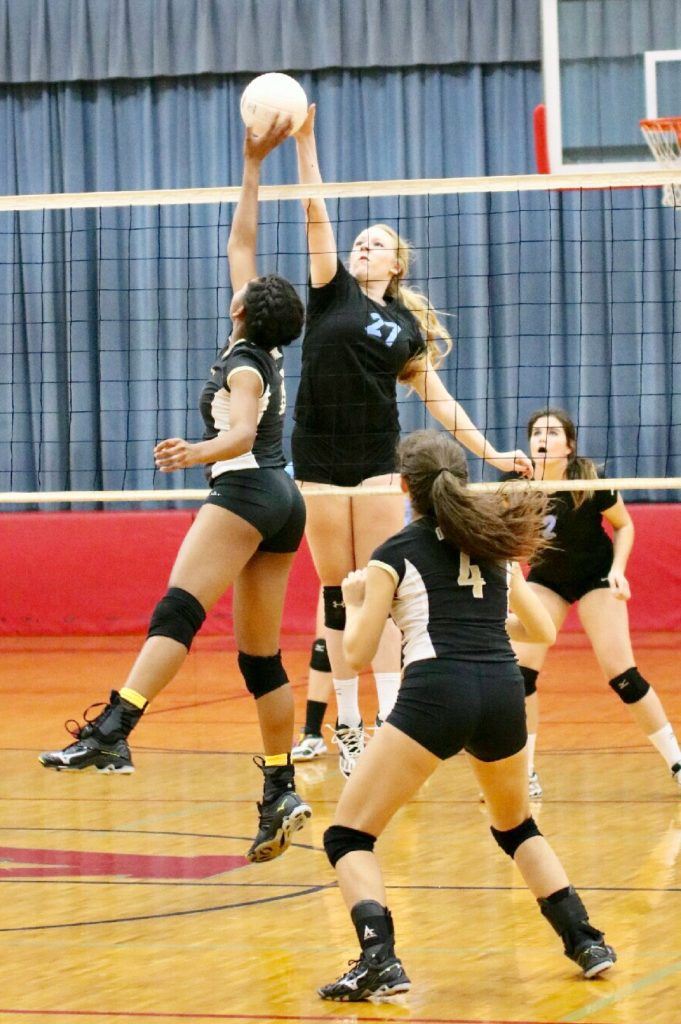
[291,424,397,487]
[205,468,306,553]
[526,569,610,605]
[387,658,527,762]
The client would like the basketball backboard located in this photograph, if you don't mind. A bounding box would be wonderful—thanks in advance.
[541,0,681,172]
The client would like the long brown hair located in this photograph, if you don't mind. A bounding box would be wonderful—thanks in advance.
[370,223,452,371]
[527,407,598,509]
[398,430,548,563]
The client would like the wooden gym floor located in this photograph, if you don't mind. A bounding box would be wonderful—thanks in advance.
[1,633,679,1024]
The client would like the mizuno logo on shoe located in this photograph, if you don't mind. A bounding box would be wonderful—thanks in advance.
[276,800,288,812]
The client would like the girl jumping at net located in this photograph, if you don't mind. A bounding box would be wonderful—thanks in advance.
[512,407,681,800]
[317,429,616,1001]
[292,104,533,778]
[39,118,313,863]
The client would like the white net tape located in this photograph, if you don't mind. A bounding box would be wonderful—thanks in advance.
[640,119,681,207]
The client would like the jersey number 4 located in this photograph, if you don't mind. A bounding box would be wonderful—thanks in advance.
[458,552,486,598]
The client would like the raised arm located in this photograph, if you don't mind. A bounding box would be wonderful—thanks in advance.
[294,105,337,287]
[404,357,534,477]
[227,118,292,294]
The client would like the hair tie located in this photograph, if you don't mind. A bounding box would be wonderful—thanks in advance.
[435,467,449,477]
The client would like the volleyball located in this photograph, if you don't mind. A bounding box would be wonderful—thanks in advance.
[240,73,308,135]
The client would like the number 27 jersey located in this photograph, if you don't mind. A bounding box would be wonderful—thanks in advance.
[369,517,515,667]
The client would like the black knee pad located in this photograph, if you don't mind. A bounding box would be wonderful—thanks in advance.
[323,824,376,867]
[147,587,206,650]
[491,816,542,858]
[310,636,331,673]
[609,667,650,705]
[323,585,346,631]
[521,666,539,697]
[238,650,288,699]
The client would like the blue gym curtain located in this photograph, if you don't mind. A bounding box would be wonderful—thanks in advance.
[0,1,678,502]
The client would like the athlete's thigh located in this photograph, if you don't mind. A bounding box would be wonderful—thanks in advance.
[512,581,571,671]
[300,489,354,582]
[468,746,530,831]
[578,588,635,677]
[168,504,261,610]
[232,550,296,655]
[351,474,404,566]
[333,722,438,837]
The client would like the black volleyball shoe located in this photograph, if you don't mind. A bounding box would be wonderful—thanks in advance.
[571,936,617,979]
[38,690,143,774]
[247,755,312,863]
[318,948,411,1001]
[538,886,616,979]
[39,736,134,774]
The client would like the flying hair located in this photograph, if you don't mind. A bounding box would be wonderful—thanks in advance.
[398,430,548,563]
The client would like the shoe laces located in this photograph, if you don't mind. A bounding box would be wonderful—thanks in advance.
[332,723,364,756]
[64,701,108,740]
[337,957,365,982]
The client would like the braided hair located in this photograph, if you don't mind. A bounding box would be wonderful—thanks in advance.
[398,429,548,564]
[243,274,304,351]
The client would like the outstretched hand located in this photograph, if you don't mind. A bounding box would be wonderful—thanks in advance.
[244,115,293,162]
[293,103,316,139]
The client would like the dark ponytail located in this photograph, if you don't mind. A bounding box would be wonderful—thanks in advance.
[398,430,548,563]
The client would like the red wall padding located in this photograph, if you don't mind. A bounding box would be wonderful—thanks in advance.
[0,505,679,636]
[0,510,318,637]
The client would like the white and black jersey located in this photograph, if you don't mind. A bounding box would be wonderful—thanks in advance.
[199,339,286,479]
[369,517,515,668]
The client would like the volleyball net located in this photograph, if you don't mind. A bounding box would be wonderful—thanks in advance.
[2,167,681,509]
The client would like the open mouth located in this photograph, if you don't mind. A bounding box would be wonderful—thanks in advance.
[537,446,547,454]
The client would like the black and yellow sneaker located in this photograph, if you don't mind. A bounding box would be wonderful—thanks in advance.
[318,949,411,1001]
[39,690,143,774]
[247,755,311,863]
[39,736,134,774]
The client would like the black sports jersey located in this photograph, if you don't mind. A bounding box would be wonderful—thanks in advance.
[293,260,426,442]
[199,339,286,478]
[530,489,618,584]
[369,517,515,667]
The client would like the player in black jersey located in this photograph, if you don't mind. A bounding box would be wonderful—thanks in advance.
[512,408,681,799]
[317,429,616,1001]
[292,105,533,777]
[39,119,313,863]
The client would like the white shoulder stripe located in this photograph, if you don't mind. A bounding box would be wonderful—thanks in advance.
[226,365,264,396]
[368,559,400,586]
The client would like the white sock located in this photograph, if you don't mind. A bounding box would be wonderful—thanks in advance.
[374,672,401,721]
[647,723,681,769]
[333,677,361,728]
[526,733,537,776]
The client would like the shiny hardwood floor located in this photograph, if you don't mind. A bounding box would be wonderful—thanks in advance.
[1,633,679,1024]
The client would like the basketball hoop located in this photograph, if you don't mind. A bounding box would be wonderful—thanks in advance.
[640,117,681,207]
